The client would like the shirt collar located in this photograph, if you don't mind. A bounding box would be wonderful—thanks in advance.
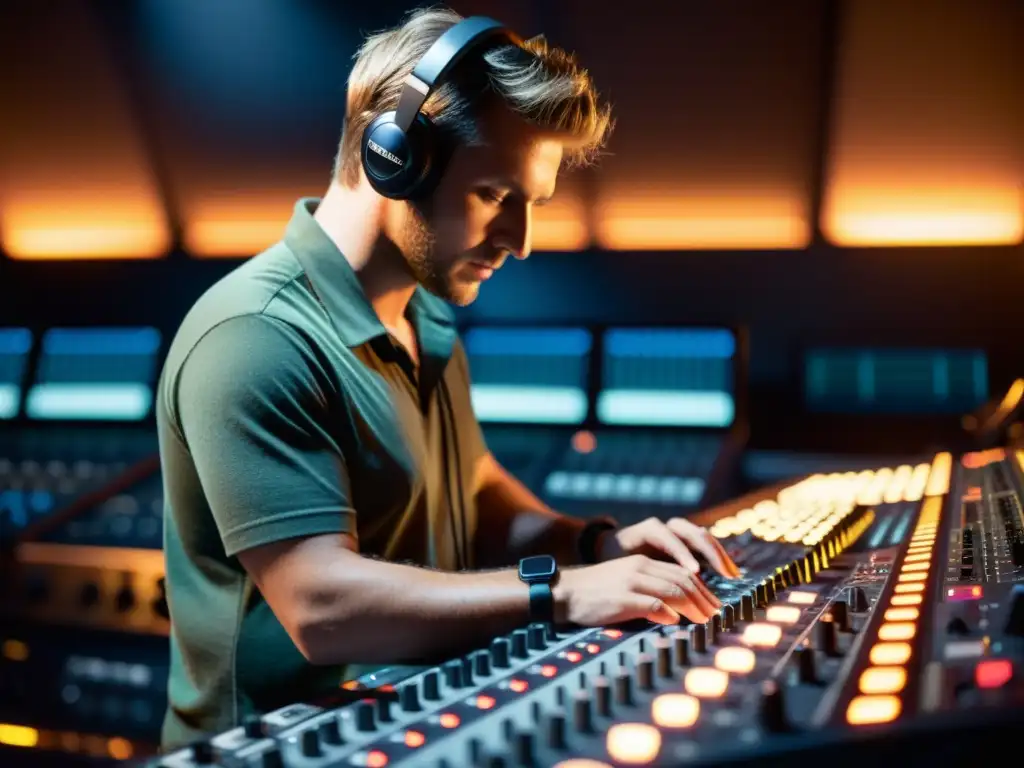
[284,197,457,364]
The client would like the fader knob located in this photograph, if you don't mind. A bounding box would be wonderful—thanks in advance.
[691,623,706,653]
[946,616,971,636]
[422,670,441,700]
[259,746,284,768]
[850,587,870,612]
[527,624,547,650]
[816,617,839,657]
[654,636,672,677]
[593,676,612,716]
[706,618,719,645]
[321,715,343,745]
[795,646,818,685]
[242,714,263,739]
[491,638,511,668]
[831,599,850,632]
[722,603,735,630]
[572,690,594,733]
[400,683,421,712]
[672,631,690,666]
[473,649,491,677]
[376,697,394,723]
[545,713,566,749]
[756,583,768,607]
[190,739,216,764]
[740,594,754,621]
[788,561,801,585]
[765,578,776,602]
[511,629,529,658]
[759,679,789,733]
[300,728,321,757]
[444,660,464,688]
[355,701,376,732]
[614,668,633,705]
[512,731,536,767]
[636,655,654,690]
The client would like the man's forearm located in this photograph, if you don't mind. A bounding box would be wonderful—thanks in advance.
[296,555,532,666]
[474,462,586,567]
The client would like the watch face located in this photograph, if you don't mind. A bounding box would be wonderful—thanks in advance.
[520,556,557,580]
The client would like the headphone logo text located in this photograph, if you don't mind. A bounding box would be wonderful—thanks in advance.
[368,140,405,167]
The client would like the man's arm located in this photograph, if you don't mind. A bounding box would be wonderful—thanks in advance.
[472,451,587,568]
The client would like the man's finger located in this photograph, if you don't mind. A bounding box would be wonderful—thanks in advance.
[650,560,721,610]
[666,518,740,578]
[643,523,701,573]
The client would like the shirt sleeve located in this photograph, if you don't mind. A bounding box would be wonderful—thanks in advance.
[173,314,355,557]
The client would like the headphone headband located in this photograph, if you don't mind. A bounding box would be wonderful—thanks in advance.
[394,17,520,132]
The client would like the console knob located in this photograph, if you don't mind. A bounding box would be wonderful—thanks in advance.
[946,616,971,636]
[321,715,343,745]
[636,654,654,690]
[672,630,690,666]
[795,646,818,685]
[740,594,754,622]
[721,603,735,630]
[114,585,136,613]
[788,560,802,585]
[400,683,421,712]
[473,650,491,677]
[1005,585,1024,637]
[614,667,633,705]
[774,570,786,593]
[491,638,511,668]
[422,670,441,700]
[593,676,612,716]
[653,636,672,678]
[242,714,263,739]
[545,713,566,749]
[850,587,870,612]
[831,599,850,632]
[512,731,535,767]
[572,690,594,733]
[79,582,101,609]
[190,739,216,764]
[511,629,529,658]
[527,624,547,650]
[259,746,284,768]
[376,697,393,723]
[759,679,789,733]
[706,618,719,646]
[444,660,464,688]
[355,700,376,732]
[816,616,839,657]
[765,578,776,602]
[756,583,768,607]
[691,623,706,654]
[300,727,321,757]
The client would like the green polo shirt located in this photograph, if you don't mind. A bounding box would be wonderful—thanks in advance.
[155,198,488,750]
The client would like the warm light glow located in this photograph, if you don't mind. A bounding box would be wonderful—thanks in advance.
[1,640,28,662]
[894,583,925,594]
[975,659,1014,690]
[878,622,917,641]
[605,723,662,764]
[846,695,902,725]
[898,572,927,583]
[183,198,294,258]
[926,453,952,496]
[714,647,757,675]
[741,622,783,648]
[683,667,729,698]
[901,562,930,573]
[107,738,133,760]
[404,731,426,748]
[765,605,801,624]
[554,761,613,768]
[859,667,908,695]
[532,196,590,251]
[890,595,923,606]
[366,751,388,768]
[438,713,460,728]
[869,642,912,665]
[885,607,919,622]
[788,591,818,605]
[1,200,170,259]
[0,724,38,748]
[824,203,1023,246]
[592,194,810,250]
[651,694,701,728]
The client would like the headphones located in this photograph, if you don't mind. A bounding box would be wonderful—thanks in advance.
[360,16,522,201]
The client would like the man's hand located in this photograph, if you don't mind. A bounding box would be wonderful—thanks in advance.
[598,517,741,579]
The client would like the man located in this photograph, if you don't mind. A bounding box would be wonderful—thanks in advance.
[156,6,740,750]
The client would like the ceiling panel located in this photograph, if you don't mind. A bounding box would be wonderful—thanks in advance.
[822,0,1024,247]
[0,1,170,260]
[557,0,824,250]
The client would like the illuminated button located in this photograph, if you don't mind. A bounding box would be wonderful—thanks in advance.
[877,622,916,641]
[859,667,907,694]
[890,595,922,606]
[0,724,38,748]
[894,583,924,594]
[438,713,460,728]
[366,751,388,768]
[404,730,426,748]
[975,659,1013,689]
[901,562,929,572]
[869,642,912,665]
[554,761,613,768]
[846,694,901,725]
[683,667,729,698]
[765,606,801,624]
[898,572,927,582]
[651,693,700,728]
[475,695,496,710]
[903,553,930,563]
[884,607,919,622]
[606,723,661,764]
[741,622,783,648]
[787,590,817,605]
[714,647,756,675]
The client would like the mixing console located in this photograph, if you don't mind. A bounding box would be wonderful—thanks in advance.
[151,448,1024,768]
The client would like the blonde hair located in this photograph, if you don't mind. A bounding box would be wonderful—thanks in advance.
[334,5,613,187]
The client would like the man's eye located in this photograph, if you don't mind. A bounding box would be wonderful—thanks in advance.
[479,189,506,204]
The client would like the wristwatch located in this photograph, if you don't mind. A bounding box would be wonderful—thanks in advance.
[518,555,558,623]
[577,516,619,564]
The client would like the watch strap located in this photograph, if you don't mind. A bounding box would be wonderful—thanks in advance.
[528,581,554,623]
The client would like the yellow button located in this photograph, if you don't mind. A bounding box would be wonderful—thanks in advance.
[683,667,729,698]
[846,694,902,725]
[714,647,756,675]
[869,642,912,665]
[859,667,907,694]
[651,694,700,728]
[606,723,661,764]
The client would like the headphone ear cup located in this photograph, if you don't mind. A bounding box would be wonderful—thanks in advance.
[361,111,436,200]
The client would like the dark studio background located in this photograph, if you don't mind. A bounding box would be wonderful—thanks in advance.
[0,0,1022,764]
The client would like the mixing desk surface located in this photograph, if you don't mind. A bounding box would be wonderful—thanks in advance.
[151,447,1024,768]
